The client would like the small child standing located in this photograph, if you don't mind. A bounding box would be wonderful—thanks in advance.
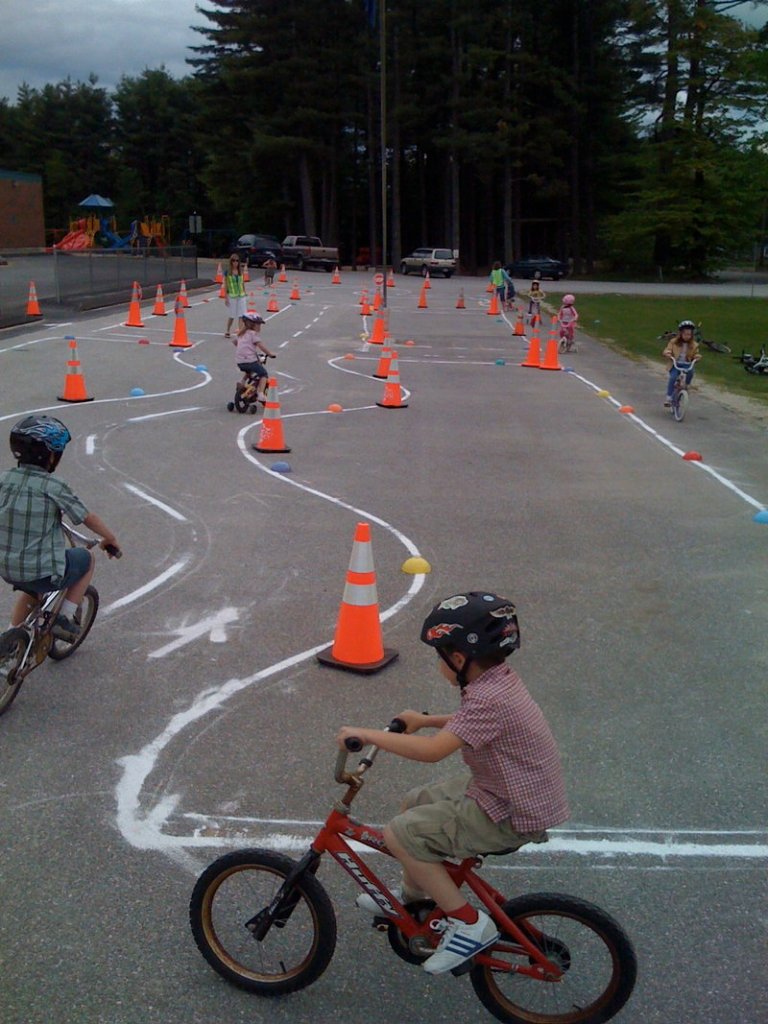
[526,280,546,325]
[233,311,276,402]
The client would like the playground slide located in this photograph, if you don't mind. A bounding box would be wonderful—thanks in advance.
[101,229,132,249]
[57,230,91,250]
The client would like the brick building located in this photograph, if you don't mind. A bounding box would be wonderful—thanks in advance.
[0,169,45,248]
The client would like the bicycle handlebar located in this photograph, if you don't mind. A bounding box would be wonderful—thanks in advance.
[62,523,122,559]
[335,717,407,785]
[670,358,695,371]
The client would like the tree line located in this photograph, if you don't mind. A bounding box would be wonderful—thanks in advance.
[1,0,766,275]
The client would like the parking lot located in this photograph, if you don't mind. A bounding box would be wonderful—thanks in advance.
[0,270,766,1024]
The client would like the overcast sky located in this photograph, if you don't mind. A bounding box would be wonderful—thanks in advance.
[0,0,765,104]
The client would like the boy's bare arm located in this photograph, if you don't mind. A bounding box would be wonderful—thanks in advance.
[82,511,120,552]
[336,725,462,763]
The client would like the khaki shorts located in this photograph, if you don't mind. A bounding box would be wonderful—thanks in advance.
[388,774,548,863]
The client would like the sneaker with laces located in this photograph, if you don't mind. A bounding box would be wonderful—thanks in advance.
[422,910,499,975]
[52,614,81,642]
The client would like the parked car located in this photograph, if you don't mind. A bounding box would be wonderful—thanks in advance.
[233,234,284,268]
[505,256,569,280]
[400,247,457,278]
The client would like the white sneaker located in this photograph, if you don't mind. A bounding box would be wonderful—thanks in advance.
[422,910,499,975]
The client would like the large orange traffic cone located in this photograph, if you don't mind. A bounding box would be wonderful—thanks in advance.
[252,378,291,453]
[278,264,288,283]
[487,292,500,316]
[539,319,562,370]
[243,264,250,283]
[331,266,341,284]
[58,336,94,403]
[316,522,398,674]
[178,279,190,308]
[26,281,42,316]
[372,290,382,311]
[152,284,167,316]
[417,285,428,309]
[456,289,466,309]
[169,299,192,348]
[360,292,372,316]
[218,280,227,299]
[290,279,301,300]
[520,333,541,368]
[267,292,280,313]
[215,262,224,284]
[370,311,386,344]
[124,282,144,327]
[513,307,525,335]
[486,280,494,293]
[424,271,431,290]
[376,349,408,408]
[373,345,392,379]
[387,267,395,288]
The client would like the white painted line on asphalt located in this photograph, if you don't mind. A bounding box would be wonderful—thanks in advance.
[123,482,188,521]
[102,558,190,615]
[148,607,240,659]
[567,369,767,512]
[85,434,96,454]
[127,407,201,423]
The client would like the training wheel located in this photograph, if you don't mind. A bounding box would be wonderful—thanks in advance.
[226,402,235,412]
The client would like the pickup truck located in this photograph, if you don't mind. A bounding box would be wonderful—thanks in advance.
[281,235,340,272]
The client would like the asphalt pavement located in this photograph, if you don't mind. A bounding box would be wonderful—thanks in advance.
[0,271,766,1024]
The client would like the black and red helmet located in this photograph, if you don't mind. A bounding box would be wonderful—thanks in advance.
[420,592,520,659]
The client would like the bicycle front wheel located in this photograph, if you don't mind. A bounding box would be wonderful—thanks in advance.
[189,848,337,995]
[702,339,731,354]
[470,893,637,1024]
[48,585,99,660]
[0,628,29,717]
[673,389,688,422]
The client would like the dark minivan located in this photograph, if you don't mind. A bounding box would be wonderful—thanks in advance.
[234,234,284,268]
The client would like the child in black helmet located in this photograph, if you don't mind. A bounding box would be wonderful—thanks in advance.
[0,416,121,639]
[337,591,569,977]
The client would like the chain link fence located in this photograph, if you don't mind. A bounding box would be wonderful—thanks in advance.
[0,247,201,327]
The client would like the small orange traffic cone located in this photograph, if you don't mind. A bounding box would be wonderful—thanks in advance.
[487,292,500,316]
[520,333,541,368]
[152,284,167,316]
[178,279,190,308]
[267,292,280,313]
[278,264,288,283]
[360,292,372,316]
[376,349,408,408]
[58,336,94,403]
[26,281,42,316]
[486,280,494,293]
[456,289,466,309]
[331,266,341,284]
[218,280,227,299]
[372,290,382,312]
[316,522,398,674]
[243,264,250,283]
[370,311,386,344]
[252,378,291,453]
[373,345,392,379]
[387,268,395,288]
[513,308,525,335]
[424,271,431,290]
[215,262,224,284]
[290,280,301,300]
[124,282,144,327]
[417,285,428,309]
[169,299,192,348]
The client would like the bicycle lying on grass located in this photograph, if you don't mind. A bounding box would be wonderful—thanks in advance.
[658,322,730,355]
[0,523,121,717]
[734,346,768,375]
[189,719,637,1024]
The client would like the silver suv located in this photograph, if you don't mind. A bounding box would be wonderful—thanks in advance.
[400,247,457,278]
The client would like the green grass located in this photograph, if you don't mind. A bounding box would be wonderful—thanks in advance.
[570,295,768,406]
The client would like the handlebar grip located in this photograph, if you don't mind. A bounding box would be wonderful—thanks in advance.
[388,717,407,734]
[104,543,123,559]
[344,737,363,752]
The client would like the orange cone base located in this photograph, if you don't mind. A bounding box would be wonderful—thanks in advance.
[252,442,292,454]
[376,399,408,409]
[58,393,94,403]
[317,645,399,675]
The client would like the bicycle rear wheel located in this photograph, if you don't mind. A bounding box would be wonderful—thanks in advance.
[673,389,688,422]
[189,848,336,995]
[0,628,29,717]
[470,893,637,1024]
[48,585,99,661]
[702,339,731,354]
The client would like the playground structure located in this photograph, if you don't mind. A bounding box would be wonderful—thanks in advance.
[57,214,171,251]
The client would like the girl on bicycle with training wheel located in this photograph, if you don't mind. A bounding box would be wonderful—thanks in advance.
[232,311,276,404]
[663,319,701,407]
[0,417,120,639]
[557,293,579,351]
[337,592,569,977]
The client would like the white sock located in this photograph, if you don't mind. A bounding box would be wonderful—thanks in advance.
[61,599,78,618]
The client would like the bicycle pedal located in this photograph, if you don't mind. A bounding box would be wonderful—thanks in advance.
[372,916,389,932]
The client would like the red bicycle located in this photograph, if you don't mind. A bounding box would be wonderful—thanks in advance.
[189,721,637,1024]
